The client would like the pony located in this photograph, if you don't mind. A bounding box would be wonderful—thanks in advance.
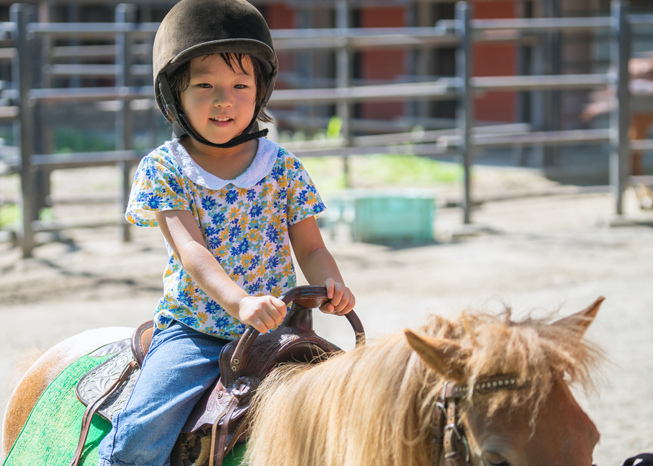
[583,53,653,209]
[244,298,604,466]
[2,299,604,466]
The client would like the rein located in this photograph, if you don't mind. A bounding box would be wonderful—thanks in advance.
[433,376,526,466]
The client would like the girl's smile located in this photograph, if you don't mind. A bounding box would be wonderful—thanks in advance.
[210,117,234,127]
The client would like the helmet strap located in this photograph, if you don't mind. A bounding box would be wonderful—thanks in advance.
[158,76,269,149]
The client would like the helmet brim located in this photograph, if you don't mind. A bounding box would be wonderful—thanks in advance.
[163,38,277,79]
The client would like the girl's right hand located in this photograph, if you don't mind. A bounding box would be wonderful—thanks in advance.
[237,295,287,334]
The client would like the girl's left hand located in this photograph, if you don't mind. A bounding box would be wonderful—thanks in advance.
[321,278,355,316]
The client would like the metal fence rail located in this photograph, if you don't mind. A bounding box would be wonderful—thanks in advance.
[1,0,651,257]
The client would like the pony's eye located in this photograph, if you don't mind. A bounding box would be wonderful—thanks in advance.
[484,452,510,466]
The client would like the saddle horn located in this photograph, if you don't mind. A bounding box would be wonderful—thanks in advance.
[230,286,365,373]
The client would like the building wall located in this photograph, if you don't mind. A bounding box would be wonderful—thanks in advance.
[262,4,295,90]
[357,7,406,121]
[261,1,518,126]
[473,1,517,122]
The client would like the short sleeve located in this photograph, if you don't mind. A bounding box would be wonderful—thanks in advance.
[286,155,326,225]
[125,151,190,227]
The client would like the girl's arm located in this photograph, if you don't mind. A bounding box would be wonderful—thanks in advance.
[288,216,355,315]
[155,210,286,333]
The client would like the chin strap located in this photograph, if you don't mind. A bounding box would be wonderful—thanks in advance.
[158,76,269,149]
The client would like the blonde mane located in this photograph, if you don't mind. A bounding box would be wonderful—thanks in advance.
[244,309,603,466]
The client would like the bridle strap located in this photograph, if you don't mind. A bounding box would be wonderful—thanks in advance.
[435,377,525,466]
[440,384,471,466]
[431,401,445,466]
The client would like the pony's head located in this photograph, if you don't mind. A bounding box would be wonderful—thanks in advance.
[405,297,604,466]
[245,297,604,466]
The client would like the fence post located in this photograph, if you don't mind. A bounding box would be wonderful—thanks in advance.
[541,0,562,168]
[32,13,48,223]
[116,3,136,242]
[336,0,352,188]
[456,2,473,225]
[12,4,37,258]
[514,0,530,167]
[610,0,630,216]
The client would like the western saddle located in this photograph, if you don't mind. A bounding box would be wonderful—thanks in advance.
[71,285,365,466]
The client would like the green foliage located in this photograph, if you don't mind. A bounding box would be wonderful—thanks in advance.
[326,116,343,140]
[288,120,463,192]
[302,153,463,194]
[354,154,463,185]
[300,157,348,192]
[0,125,14,146]
[39,207,55,221]
[0,203,19,228]
[54,128,114,153]
[0,205,55,228]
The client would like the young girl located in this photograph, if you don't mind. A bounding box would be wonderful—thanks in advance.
[97,0,355,465]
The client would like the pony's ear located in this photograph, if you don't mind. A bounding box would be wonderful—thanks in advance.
[404,330,467,382]
[552,296,604,338]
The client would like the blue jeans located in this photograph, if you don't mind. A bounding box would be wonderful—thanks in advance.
[98,322,229,466]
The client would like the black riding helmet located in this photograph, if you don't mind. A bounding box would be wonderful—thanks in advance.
[153,0,278,148]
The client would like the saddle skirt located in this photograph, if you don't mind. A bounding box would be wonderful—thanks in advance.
[76,320,153,421]
[76,342,137,421]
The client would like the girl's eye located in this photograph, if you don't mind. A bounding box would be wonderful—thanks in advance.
[484,453,510,466]
[234,84,247,89]
[197,83,212,89]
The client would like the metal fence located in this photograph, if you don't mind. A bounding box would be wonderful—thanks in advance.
[1,0,652,257]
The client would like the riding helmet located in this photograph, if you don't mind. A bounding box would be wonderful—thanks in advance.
[152,0,278,148]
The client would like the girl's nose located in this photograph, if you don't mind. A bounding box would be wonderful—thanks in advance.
[213,88,232,107]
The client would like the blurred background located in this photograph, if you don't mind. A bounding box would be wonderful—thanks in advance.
[0,0,652,253]
[1,0,653,464]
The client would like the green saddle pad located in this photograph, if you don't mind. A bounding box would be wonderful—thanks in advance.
[3,351,245,466]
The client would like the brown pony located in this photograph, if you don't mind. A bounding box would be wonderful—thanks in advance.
[584,54,653,209]
[2,300,603,466]
[244,298,604,466]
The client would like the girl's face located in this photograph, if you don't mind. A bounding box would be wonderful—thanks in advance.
[180,54,257,145]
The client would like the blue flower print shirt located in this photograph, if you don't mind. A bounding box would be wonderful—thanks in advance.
[126,138,326,340]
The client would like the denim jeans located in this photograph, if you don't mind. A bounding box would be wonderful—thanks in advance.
[98,322,229,466]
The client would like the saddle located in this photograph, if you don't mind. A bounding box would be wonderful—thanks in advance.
[70,285,365,466]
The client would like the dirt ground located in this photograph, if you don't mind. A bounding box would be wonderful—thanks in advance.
[1,165,653,465]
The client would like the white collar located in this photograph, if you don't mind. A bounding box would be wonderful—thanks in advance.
[166,137,279,190]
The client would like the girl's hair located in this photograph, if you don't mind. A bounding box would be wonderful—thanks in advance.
[167,52,274,123]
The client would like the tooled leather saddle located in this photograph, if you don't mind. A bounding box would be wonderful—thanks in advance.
[71,285,365,466]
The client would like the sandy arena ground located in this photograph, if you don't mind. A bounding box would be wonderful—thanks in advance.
[1,165,653,465]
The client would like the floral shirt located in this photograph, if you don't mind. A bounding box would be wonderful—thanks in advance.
[126,137,326,340]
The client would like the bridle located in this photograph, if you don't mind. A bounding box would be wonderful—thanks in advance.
[434,376,601,466]
[433,375,525,466]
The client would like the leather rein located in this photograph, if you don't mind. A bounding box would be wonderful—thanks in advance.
[433,375,525,466]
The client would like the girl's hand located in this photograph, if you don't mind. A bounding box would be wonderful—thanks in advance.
[237,295,287,334]
[321,278,356,316]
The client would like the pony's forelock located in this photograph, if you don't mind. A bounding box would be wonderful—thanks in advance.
[432,308,604,417]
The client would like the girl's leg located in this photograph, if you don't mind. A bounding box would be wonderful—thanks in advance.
[98,322,229,466]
